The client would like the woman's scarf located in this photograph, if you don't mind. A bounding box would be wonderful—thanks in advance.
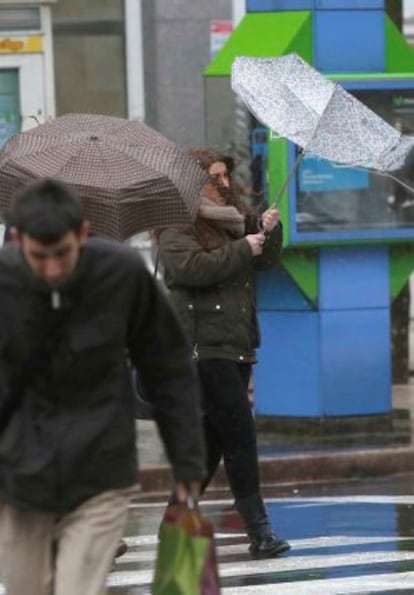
[198,196,245,238]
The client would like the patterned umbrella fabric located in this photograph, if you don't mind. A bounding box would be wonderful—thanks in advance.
[0,113,208,240]
[232,54,414,173]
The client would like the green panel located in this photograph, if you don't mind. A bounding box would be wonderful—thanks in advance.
[282,249,318,305]
[204,11,311,76]
[269,136,319,303]
[389,246,414,298]
[268,136,289,243]
[266,15,313,244]
[286,12,313,64]
[329,72,414,81]
[385,15,414,73]
[266,17,315,301]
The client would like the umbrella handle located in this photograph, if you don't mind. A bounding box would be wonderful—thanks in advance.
[273,148,305,206]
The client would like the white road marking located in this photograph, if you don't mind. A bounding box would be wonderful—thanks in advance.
[115,534,414,565]
[222,571,414,594]
[109,550,414,586]
[130,494,414,508]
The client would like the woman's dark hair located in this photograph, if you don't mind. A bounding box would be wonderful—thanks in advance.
[9,178,84,244]
[187,148,234,176]
[187,147,258,232]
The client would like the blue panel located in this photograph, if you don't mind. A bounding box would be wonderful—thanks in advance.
[269,501,395,543]
[320,309,391,415]
[247,0,384,10]
[314,11,385,72]
[247,0,312,10]
[316,0,384,8]
[257,268,314,311]
[299,156,369,192]
[319,246,389,310]
[255,311,321,416]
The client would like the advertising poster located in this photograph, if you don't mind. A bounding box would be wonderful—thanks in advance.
[299,155,369,193]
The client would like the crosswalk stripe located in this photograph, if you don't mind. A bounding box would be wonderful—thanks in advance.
[114,534,414,565]
[222,571,414,594]
[122,531,245,547]
[218,550,414,577]
[130,494,414,508]
[109,549,414,586]
[260,495,414,505]
[120,532,412,550]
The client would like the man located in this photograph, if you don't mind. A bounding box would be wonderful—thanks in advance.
[0,179,205,595]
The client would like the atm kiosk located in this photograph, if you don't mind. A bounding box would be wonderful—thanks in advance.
[204,1,414,421]
[256,75,414,419]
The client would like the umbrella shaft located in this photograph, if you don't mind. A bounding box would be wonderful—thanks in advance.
[274,149,304,206]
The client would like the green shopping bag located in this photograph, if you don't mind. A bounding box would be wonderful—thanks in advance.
[152,503,221,594]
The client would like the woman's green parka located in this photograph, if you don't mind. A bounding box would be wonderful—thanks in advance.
[158,222,283,363]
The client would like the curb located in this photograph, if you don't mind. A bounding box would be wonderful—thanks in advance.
[138,444,414,493]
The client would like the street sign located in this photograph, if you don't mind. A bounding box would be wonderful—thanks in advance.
[210,21,233,59]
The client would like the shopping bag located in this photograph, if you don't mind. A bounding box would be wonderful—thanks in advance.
[152,503,221,595]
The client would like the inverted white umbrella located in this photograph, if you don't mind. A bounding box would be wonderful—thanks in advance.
[232,54,414,201]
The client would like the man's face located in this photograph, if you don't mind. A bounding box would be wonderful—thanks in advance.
[11,224,89,288]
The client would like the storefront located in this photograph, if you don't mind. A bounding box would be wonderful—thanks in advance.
[0,1,56,147]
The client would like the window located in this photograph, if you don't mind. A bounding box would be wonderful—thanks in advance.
[0,7,41,32]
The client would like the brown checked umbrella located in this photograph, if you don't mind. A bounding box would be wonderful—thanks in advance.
[0,113,208,240]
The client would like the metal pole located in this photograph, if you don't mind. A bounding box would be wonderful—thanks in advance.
[124,0,145,121]
[41,4,56,119]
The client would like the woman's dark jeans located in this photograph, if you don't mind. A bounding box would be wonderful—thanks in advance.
[198,358,260,500]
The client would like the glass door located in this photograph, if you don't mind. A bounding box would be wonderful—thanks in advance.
[0,68,20,148]
[0,53,46,140]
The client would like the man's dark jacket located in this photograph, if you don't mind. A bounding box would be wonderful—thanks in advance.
[0,238,205,513]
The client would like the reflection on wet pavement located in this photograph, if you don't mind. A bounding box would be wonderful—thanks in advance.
[105,479,414,594]
[4,477,414,593]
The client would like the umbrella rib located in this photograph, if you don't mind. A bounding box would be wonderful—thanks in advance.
[300,83,337,151]
[47,147,85,181]
[7,137,85,166]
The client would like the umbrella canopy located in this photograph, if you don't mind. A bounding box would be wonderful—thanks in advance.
[231,54,414,172]
[0,113,208,240]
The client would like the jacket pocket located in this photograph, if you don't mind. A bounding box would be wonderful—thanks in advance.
[194,300,228,348]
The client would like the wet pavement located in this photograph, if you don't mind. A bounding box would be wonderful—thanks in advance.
[3,477,414,594]
[135,317,414,492]
[135,379,414,494]
[136,318,414,473]
[102,475,414,594]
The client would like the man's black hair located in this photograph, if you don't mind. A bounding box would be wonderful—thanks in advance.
[9,178,85,244]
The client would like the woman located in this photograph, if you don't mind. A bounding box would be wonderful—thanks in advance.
[158,148,290,559]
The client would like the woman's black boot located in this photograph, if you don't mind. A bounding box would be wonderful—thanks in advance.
[235,494,291,559]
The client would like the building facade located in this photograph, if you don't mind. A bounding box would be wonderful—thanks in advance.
[1,1,411,150]
[52,0,231,148]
